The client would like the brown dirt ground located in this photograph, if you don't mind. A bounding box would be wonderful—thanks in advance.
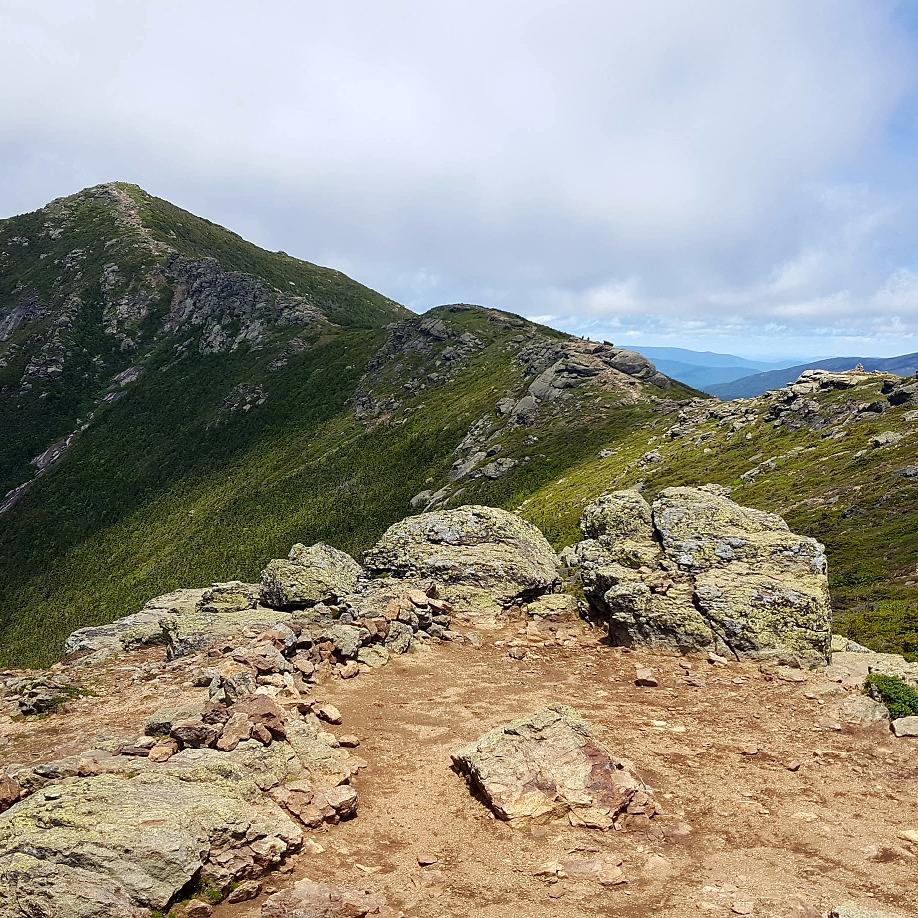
[2,623,917,918]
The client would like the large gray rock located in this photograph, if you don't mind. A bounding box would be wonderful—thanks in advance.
[562,485,831,665]
[892,716,918,737]
[0,725,356,917]
[260,542,362,609]
[452,704,655,828]
[364,505,559,614]
[0,853,146,918]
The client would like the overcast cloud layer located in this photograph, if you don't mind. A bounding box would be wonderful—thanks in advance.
[2,0,918,359]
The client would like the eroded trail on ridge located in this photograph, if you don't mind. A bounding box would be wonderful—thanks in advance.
[215,621,917,918]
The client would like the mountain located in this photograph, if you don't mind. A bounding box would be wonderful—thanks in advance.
[1,184,917,667]
[633,345,793,389]
[707,353,918,399]
[0,184,694,666]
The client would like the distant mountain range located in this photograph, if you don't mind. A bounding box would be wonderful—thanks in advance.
[707,353,918,399]
[632,346,793,390]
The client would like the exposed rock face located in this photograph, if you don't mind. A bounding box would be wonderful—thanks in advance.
[0,742,310,915]
[364,505,559,614]
[64,587,293,661]
[452,704,655,828]
[260,543,363,610]
[562,485,831,665]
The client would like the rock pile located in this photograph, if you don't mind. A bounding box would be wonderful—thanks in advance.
[562,485,831,665]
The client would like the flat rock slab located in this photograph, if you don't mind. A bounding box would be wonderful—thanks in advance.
[261,877,391,917]
[451,704,655,827]
[831,903,911,918]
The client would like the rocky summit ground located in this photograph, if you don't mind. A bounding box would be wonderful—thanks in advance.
[1,616,915,918]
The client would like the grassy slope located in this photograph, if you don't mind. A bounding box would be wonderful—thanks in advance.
[0,303,683,665]
[126,185,407,329]
[2,186,915,665]
[518,378,918,658]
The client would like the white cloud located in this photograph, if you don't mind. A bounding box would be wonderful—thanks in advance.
[1,0,917,358]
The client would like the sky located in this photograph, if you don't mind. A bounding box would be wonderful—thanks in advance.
[2,1,918,361]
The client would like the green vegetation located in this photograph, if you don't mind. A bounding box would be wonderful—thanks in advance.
[2,183,917,667]
[865,673,918,719]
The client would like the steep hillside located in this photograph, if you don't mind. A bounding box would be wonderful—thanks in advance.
[708,352,918,398]
[2,185,917,668]
[518,369,918,657]
[0,189,691,665]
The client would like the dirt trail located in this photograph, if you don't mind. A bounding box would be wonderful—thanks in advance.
[214,622,917,918]
[1,623,915,917]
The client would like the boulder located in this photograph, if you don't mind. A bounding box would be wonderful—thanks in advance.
[892,716,918,738]
[563,486,831,666]
[162,606,293,659]
[836,695,890,727]
[65,587,292,662]
[451,704,655,828]
[0,853,147,918]
[196,581,259,614]
[0,723,357,916]
[0,767,301,913]
[260,543,362,609]
[261,877,387,917]
[364,505,559,614]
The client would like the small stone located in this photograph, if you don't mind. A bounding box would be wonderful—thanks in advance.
[339,734,361,748]
[708,651,729,665]
[147,739,179,762]
[634,666,658,687]
[226,880,261,903]
[118,745,150,758]
[316,703,343,724]
[732,900,754,915]
[739,744,760,756]
[338,661,360,679]
[508,646,527,661]
[251,723,273,745]
[183,900,212,918]
[170,718,220,749]
[785,760,803,772]
[417,853,438,866]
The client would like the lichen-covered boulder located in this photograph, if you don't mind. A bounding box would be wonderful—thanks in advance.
[0,767,302,914]
[452,704,655,828]
[260,542,362,609]
[363,505,559,614]
[196,581,259,614]
[563,485,831,666]
[0,726,357,917]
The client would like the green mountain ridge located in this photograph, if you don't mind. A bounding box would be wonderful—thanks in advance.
[1,186,916,666]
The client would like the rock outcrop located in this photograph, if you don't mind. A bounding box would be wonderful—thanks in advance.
[452,704,655,828]
[260,543,363,610]
[563,485,831,665]
[0,727,351,917]
[64,587,293,660]
[364,505,560,614]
